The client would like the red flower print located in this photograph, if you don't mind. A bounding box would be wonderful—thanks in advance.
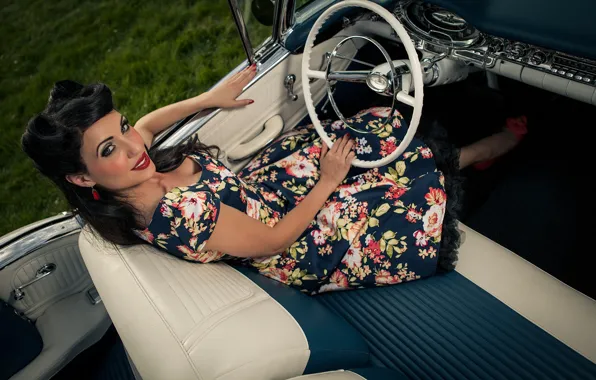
[385,186,407,200]
[375,270,402,285]
[311,230,326,245]
[380,139,397,157]
[342,246,363,268]
[413,230,429,247]
[137,229,154,243]
[307,145,322,158]
[369,107,392,118]
[283,156,317,178]
[420,147,433,159]
[424,187,446,206]
[330,270,349,287]
[423,204,445,239]
[406,207,422,223]
[270,268,290,282]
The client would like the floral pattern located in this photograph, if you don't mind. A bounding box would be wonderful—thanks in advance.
[137,107,449,294]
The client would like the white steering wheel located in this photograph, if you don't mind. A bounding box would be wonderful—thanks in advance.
[301,0,424,169]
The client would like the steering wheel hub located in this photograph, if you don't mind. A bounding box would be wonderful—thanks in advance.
[366,72,391,93]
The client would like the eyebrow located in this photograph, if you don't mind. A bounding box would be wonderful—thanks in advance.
[95,115,126,157]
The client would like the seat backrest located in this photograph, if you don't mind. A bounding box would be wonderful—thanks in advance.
[78,228,369,380]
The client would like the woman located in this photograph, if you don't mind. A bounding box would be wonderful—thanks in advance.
[22,66,524,294]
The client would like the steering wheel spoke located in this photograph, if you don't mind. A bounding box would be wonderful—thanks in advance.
[307,70,327,80]
[395,91,415,107]
[331,53,377,68]
[327,70,371,84]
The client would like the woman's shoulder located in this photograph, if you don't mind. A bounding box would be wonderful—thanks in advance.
[155,186,220,223]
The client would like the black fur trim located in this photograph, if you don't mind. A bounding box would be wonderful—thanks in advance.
[417,121,463,272]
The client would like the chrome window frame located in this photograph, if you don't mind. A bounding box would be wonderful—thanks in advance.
[273,0,296,42]
[228,0,257,64]
[0,213,82,269]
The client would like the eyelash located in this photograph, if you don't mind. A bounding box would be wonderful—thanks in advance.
[101,120,131,157]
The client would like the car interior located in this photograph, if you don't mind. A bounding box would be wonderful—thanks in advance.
[0,0,592,379]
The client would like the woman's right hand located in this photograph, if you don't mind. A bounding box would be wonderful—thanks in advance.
[319,134,356,187]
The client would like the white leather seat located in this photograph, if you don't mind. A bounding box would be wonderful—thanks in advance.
[79,228,314,380]
[79,223,596,380]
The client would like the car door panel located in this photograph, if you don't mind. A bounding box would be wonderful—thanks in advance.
[0,233,92,320]
[193,34,363,172]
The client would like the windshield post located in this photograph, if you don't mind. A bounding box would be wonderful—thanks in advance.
[273,0,296,42]
[228,0,255,63]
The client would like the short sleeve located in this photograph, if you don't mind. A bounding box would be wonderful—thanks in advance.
[156,187,224,263]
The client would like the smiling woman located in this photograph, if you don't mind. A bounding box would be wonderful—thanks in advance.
[20,80,226,245]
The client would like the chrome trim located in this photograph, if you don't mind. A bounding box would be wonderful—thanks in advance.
[228,0,255,63]
[0,212,73,249]
[284,74,299,101]
[332,53,376,68]
[273,0,295,42]
[0,214,81,269]
[421,52,447,70]
[327,70,371,83]
[13,263,57,301]
[159,44,290,148]
[395,1,480,49]
[452,48,496,69]
[295,0,335,24]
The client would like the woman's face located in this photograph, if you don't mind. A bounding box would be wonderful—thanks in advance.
[76,110,155,191]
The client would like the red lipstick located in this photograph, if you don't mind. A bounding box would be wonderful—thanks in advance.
[132,152,150,171]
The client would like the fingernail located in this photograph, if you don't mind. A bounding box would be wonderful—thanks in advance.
[248,100,254,104]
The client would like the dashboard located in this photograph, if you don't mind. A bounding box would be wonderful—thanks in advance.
[390,0,596,105]
[284,0,596,105]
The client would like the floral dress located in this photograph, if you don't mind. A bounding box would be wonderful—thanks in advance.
[136,107,459,294]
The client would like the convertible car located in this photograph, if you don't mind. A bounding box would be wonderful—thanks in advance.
[1,0,593,379]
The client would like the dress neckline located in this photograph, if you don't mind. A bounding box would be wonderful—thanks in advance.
[138,152,208,233]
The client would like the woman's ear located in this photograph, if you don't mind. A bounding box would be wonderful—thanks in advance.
[65,174,96,188]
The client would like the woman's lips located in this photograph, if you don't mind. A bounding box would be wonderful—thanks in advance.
[132,152,150,171]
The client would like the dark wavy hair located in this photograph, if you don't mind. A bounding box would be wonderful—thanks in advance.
[22,80,218,245]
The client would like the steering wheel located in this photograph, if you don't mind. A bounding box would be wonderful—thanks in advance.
[301,0,424,169]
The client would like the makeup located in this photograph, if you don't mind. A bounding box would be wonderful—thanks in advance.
[132,152,150,171]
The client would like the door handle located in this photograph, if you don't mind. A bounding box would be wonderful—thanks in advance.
[228,115,284,161]
[13,263,57,301]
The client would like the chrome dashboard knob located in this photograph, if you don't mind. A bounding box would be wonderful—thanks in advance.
[529,51,547,65]
[508,42,527,59]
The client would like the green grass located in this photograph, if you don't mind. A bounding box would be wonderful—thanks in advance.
[0,0,271,236]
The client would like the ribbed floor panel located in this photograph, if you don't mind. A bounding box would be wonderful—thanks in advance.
[317,272,596,380]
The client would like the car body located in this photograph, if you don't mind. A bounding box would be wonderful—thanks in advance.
[1,1,593,379]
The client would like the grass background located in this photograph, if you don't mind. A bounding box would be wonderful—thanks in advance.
[0,0,272,236]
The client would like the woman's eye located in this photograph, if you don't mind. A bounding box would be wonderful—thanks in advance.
[121,122,130,133]
[101,145,115,157]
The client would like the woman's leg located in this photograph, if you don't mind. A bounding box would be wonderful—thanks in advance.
[458,116,527,169]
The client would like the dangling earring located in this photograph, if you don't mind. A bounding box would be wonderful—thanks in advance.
[91,187,100,201]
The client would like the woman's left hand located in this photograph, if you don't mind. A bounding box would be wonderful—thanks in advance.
[203,65,256,109]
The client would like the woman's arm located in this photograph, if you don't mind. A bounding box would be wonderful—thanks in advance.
[135,65,256,147]
[205,135,356,257]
